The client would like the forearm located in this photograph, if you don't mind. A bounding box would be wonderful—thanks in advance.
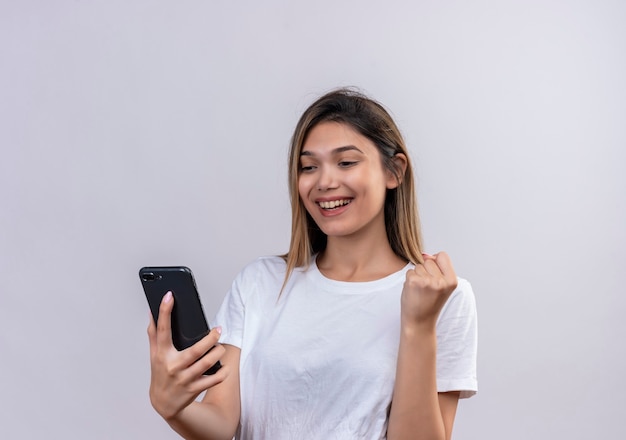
[387,323,445,440]
[166,400,239,440]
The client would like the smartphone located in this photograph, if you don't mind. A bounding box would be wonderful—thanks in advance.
[139,266,221,375]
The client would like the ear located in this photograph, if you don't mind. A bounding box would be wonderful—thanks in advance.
[385,153,408,189]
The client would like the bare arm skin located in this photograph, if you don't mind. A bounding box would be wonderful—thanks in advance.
[387,252,460,440]
[147,292,241,440]
[165,345,241,440]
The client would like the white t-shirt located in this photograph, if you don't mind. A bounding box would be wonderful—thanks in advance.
[212,255,478,440]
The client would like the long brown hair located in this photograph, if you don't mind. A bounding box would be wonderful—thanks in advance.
[283,88,424,285]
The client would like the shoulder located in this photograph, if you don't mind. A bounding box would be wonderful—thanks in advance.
[237,255,287,279]
[453,277,474,299]
[231,255,288,295]
[438,277,477,322]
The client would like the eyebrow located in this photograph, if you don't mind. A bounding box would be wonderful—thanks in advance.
[300,145,364,156]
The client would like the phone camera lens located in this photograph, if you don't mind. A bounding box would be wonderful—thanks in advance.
[142,273,156,282]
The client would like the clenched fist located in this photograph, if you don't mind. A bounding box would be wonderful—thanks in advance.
[401,252,458,328]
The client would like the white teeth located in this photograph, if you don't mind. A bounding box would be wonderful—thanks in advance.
[318,199,351,209]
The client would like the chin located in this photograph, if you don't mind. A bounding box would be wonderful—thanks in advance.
[317,225,356,238]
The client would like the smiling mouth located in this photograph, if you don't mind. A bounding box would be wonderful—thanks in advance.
[317,199,352,210]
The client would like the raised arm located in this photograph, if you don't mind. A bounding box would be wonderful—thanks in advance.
[387,252,459,440]
[147,291,241,440]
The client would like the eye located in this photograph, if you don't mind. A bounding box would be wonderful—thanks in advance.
[338,161,358,168]
[300,165,317,173]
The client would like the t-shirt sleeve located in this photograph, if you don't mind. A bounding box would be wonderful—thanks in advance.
[210,270,246,349]
[435,278,478,398]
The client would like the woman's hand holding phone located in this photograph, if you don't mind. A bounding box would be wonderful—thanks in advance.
[147,291,228,421]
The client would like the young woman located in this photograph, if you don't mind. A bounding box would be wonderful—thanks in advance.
[147,88,478,440]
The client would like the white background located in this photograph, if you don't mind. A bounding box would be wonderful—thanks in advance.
[1,1,624,439]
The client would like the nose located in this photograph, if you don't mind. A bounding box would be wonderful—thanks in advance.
[317,165,338,191]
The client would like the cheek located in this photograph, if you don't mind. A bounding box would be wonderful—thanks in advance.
[297,175,311,202]
[352,167,384,191]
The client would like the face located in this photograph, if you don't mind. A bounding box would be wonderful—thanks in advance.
[298,121,399,240]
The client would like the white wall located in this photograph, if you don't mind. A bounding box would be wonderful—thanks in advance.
[1,1,624,438]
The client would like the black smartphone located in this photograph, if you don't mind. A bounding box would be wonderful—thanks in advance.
[139,266,221,375]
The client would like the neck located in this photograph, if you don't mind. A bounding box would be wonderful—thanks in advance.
[317,226,407,282]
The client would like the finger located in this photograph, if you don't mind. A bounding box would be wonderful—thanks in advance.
[433,251,457,284]
[186,343,226,379]
[422,258,444,277]
[147,312,157,357]
[406,266,426,281]
[180,327,223,368]
[156,291,174,346]
[421,252,436,260]
[188,361,230,395]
